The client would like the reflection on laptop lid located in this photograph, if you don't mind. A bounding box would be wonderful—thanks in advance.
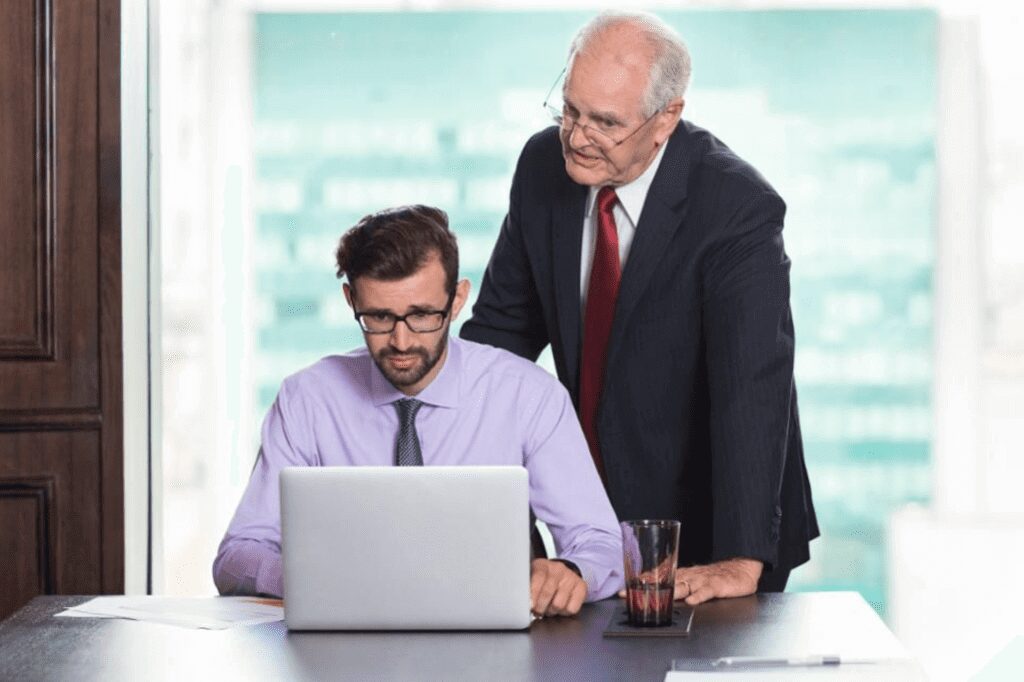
[280,465,532,631]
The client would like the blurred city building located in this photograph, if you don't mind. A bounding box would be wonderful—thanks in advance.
[160,6,938,615]
[154,4,1024,680]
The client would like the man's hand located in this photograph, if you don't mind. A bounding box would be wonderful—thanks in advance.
[673,558,762,605]
[530,558,588,617]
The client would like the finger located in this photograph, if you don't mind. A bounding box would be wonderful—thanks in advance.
[549,575,586,617]
[673,579,691,601]
[566,580,587,615]
[617,588,626,599]
[674,569,695,600]
[547,578,573,615]
[685,583,716,606]
[683,575,716,606]
[529,562,548,613]
[534,576,559,616]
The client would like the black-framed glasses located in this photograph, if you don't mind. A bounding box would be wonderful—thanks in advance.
[542,67,662,150]
[354,292,455,334]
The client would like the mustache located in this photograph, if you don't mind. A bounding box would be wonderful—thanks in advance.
[379,346,429,361]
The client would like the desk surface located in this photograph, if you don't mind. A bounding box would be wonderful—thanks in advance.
[0,592,909,681]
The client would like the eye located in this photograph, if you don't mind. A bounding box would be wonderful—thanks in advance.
[369,312,393,322]
[407,312,432,323]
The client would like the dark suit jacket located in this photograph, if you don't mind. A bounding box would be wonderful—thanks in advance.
[461,122,818,574]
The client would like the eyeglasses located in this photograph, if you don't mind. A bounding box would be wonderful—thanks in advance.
[354,293,455,334]
[542,67,662,150]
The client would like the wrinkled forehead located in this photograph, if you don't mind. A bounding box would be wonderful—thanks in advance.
[564,46,652,117]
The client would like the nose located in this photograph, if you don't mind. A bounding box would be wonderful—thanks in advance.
[388,319,415,351]
[567,120,590,149]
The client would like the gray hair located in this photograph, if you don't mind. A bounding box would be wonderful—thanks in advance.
[568,11,692,118]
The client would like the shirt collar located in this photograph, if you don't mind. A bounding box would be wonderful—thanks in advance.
[367,334,462,409]
[585,142,668,225]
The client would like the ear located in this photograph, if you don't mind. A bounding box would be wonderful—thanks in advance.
[343,282,354,310]
[449,278,472,321]
[653,97,684,145]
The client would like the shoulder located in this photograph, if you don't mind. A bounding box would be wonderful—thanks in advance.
[512,126,569,193]
[455,337,565,398]
[278,348,370,403]
[519,125,563,166]
[656,121,786,241]
[676,120,782,204]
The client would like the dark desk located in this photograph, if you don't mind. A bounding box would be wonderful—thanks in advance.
[0,592,914,681]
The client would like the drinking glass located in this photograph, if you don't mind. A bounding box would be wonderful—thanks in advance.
[620,519,681,627]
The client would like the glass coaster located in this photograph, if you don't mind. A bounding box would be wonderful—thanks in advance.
[602,604,694,637]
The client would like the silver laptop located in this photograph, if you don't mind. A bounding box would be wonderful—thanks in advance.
[280,465,532,630]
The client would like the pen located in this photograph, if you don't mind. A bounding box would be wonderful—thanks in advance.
[670,655,910,673]
[712,655,841,668]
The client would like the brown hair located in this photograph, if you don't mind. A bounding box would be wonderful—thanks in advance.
[335,205,459,295]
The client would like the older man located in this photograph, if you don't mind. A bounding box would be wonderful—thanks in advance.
[215,205,623,617]
[462,11,818,604]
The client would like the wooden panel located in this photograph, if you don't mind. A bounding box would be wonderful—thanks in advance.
[0,430,102,617]
[97,0,124,594]
[0,0,121,619]
[0,0,99,410]
[0,0,54,359]
[0,478,56,618]
[0,409,102,432]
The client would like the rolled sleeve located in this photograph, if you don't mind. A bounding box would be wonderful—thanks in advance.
[213,378,318,597]
[522,381,624,601]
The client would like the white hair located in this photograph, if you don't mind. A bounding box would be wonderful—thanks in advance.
[568,11,692,117]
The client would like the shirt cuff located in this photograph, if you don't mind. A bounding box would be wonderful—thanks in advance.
[551,558,582,577]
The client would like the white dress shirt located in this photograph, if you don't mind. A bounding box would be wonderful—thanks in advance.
[579,143,668,308]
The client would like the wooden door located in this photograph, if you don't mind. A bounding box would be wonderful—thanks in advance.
[0,0,123,619]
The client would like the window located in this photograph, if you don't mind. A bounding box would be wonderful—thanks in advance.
[157,6,936,616]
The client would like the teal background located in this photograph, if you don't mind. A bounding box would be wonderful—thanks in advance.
[251,10,936,615]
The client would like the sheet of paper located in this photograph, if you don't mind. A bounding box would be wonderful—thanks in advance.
[55,596,284,630]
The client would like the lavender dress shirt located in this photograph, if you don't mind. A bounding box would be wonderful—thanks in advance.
[213,337,624,601]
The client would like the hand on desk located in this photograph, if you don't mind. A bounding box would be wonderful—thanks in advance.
[673,558,763,605]
[530,558,587,617]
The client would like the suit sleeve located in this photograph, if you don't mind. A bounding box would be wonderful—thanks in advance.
[702,190,795,569]
[459,151,549,361]
[212,378,317,597]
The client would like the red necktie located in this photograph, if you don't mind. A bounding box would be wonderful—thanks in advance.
[579,187,620,480]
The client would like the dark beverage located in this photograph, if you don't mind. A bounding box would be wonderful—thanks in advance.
[621,519,681,628]
[626,579,674,626]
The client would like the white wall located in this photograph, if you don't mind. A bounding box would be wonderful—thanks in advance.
[892,3,1024,679]
[890,508,1024,680]
[122,0,152,596]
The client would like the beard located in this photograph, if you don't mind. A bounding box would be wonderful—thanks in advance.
[372,328,448,390]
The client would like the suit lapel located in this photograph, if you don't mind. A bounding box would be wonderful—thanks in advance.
[551,182,588,397]
[605,126,693,368]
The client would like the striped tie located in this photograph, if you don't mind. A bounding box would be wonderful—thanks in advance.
[394,398,424,466]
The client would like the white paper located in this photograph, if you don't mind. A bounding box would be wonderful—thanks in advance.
[55,596,284,630]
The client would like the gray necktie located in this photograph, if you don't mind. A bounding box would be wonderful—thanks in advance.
[394,398,424,466]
